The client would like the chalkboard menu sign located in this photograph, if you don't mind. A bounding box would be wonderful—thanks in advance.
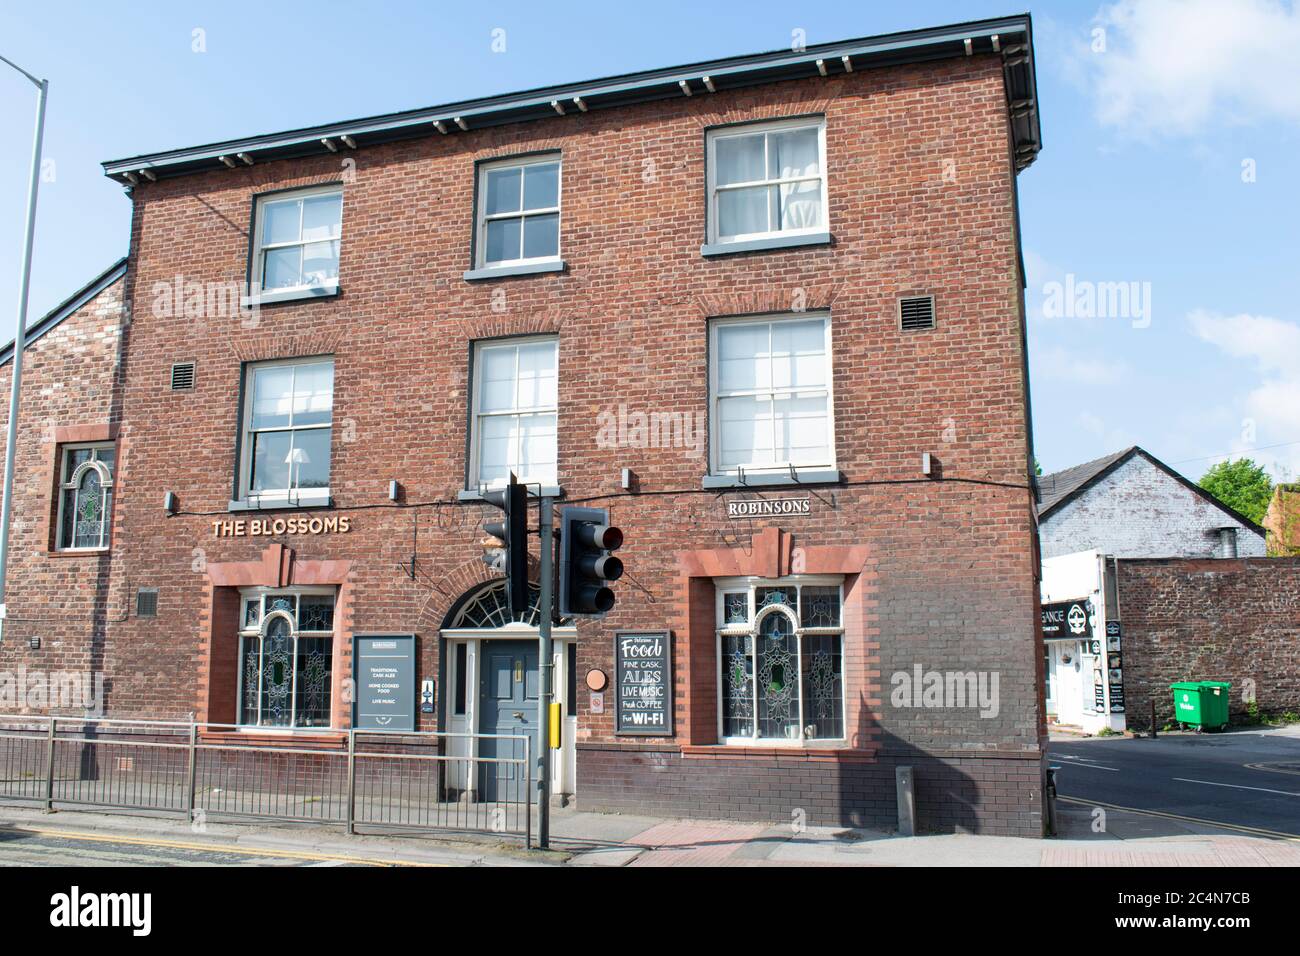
[352,634,417,731]
[614,631,672,736]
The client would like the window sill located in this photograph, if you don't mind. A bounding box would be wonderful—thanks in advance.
[463,260,566,282]
[47,547,111,558]
[700,231,831,258]
[241,282,340,308]
[229,493,332,512]
[457,486,562,502]
[702,469,841,490]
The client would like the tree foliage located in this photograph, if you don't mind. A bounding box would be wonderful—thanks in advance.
[1198,458,1273,525]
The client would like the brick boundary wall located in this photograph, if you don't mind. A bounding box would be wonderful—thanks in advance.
[1117,558,1300,731]
[577,743,1044,837]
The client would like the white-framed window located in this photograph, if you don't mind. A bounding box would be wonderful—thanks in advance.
[55,442,115,551]
[470,337,558,488]
[239,357,334,505]
[715,577,845,743]
[237,587,336,728]
[250,185,343,296]
[475,155,561,269]
[709,313,835,475]
[706,117,827,246]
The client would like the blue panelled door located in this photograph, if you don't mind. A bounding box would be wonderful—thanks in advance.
[478,641,539,802]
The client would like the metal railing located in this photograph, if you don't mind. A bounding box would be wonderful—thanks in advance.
[0,715,533,846]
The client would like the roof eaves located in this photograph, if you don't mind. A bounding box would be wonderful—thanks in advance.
[102,14,1040,183]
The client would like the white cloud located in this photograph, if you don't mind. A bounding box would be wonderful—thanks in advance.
[1088,0,1300,136]
[1188,308,1300,478]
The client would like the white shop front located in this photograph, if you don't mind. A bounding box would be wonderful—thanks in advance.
[1040,550,1126,735]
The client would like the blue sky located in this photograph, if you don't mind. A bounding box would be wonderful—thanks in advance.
[1,0,1298,480]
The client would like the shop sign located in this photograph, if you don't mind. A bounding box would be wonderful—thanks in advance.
[614,631,672,736]
[1041,599,1092,640]
[726,497,811,519]
[212,515,352,538]
[352,634,416,731]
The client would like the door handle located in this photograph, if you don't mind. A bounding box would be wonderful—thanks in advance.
[512,711,524,719]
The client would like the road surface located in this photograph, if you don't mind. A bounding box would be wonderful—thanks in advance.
[1051,727,1300,839]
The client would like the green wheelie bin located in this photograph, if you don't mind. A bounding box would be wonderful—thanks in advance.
[1171,680,1231,730]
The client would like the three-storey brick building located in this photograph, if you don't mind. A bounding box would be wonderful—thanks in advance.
[7,15,1046,834]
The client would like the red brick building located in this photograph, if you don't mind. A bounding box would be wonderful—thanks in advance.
[8,16,1046,834]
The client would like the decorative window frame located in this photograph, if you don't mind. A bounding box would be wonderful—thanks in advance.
[713,575,846,747]
[235,585,338,730]
[234,355,335,510]
[243,183,344,307]
[54,441,115,552]
[706,312,838,480]
[465,334,559,492]
[703,115,830,256]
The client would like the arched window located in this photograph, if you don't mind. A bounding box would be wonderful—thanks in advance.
[449,579,550,628]
[717,579,845,742]
[238,589,335,728]
[56,443,115,551]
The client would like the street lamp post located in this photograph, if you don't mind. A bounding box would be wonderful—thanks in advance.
[0,55,49,642]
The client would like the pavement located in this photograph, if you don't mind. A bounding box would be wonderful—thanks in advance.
[0,725,1295,867]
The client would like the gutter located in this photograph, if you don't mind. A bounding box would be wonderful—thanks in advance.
[102,14,1041,184]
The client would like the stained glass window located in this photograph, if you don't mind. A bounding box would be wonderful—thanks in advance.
[716,580,844,741]
[56,443,114,550]
[238,590,335,728]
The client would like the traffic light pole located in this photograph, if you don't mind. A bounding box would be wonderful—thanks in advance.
[536,494,554,848]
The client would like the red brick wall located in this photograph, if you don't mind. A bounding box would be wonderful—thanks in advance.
[1118,558,1300,730]
[0,275,126,714]
[13,53,1043,832]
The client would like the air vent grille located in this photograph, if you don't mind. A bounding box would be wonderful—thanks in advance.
[899,296,936,332]
[170,362,196,390]
[136,588,158,618]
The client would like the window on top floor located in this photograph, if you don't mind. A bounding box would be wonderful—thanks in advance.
[706,117,827,247]
[475,155,561,270]
[250,185,343,302]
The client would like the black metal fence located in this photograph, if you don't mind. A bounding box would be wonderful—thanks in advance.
[0,716,532,846]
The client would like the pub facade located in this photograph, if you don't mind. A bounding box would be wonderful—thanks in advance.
[1,15,1047,835]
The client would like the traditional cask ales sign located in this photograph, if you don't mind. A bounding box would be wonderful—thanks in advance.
[212,515,352,538]
[614,631,672,736]
[352,634,416,732]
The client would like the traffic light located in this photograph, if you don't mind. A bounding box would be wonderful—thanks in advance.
[482,473,529,617]
[559,506,624,616]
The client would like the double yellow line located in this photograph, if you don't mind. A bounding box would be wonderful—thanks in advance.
[1058,796,1300,842]
[0,824,441,866]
